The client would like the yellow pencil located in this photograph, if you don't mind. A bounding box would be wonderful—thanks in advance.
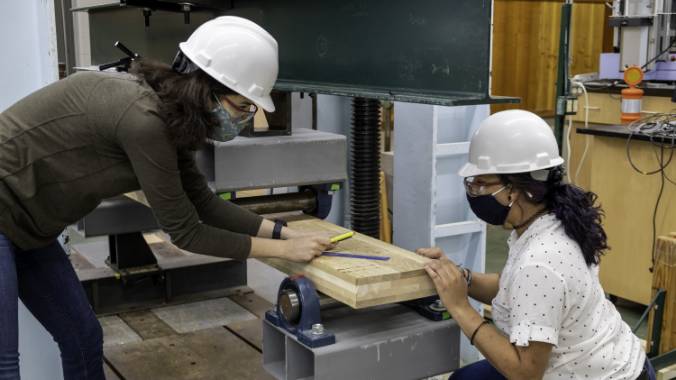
[330,231,354,244]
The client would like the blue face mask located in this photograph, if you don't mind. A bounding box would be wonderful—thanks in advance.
[210,94,254,142]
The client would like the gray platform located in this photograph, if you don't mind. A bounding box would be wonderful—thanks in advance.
[263,304,460,380]
[70,238,248,315]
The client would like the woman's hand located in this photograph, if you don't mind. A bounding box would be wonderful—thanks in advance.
[415,247,444,259]
[280,236,335,262]
[424,256,471,314]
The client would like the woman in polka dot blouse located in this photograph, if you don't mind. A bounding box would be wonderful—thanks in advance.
[417,110,654,380]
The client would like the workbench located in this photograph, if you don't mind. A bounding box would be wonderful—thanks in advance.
[573,108,676,304]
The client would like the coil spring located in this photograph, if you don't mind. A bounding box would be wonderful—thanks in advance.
[350,97,381,238]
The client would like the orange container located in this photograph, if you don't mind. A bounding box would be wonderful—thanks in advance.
[621,66,644,124]
[621,86,644,123]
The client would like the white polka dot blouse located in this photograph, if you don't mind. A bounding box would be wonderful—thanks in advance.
[491,214,645,379]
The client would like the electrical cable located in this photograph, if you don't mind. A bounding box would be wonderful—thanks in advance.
[572,81,591,185]
[641,38,676,71]
[652,137,676,186]
[566,116,573,183]
[625,133,674,175]
[649,146,666,272]
[623,113,676,271]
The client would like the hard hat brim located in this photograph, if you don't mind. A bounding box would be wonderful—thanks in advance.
[249,94,275,113]
[458,157,565,178]
[457,163,483,178]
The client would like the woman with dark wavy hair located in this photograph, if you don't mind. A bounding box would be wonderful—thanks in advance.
[0,16,333,380]
[417,110,653,380]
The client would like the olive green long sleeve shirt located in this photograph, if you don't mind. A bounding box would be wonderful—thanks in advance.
[0,71,262,260]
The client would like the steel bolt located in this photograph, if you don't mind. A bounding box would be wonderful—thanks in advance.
[311,323,325,335]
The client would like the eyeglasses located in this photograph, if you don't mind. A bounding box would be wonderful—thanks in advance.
[213,93,258,123]
[222,96,258,115]
[464,177,505,197]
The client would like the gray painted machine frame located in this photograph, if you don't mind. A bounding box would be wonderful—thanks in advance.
[198,128,347,192]
[82,0,518,107]
[263,304,460,380]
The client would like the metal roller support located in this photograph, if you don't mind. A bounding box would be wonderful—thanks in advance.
[232,191,317,215]
[350,97,381,238]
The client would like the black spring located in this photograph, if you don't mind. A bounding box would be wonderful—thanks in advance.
[350,97,381,238]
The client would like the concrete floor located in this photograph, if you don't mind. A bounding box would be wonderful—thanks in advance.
[100,291,275,380]
[97,260,453,380]
[484,225,649,340]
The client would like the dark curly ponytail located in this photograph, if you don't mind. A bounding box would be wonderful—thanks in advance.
[500,166,608,266]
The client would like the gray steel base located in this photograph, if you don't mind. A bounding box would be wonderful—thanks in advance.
[72,240,247,315]
[263,304,460,380]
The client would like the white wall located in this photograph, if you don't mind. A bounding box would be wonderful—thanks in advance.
[0,1,59,110]
[1,1,63,379]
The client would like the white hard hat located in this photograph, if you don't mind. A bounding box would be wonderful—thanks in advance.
[458,110,564,177]
[179,16,279,112]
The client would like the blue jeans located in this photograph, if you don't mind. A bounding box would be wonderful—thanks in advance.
[643,357,657,380]
[0,233,104,380]
[449,359,505,380]
[449,358,656,380]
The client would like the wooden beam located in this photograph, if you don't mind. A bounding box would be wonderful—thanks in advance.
[379,171,392,244]
[262,215,436,308]
[125,191,149,206]
[657,363,676,380]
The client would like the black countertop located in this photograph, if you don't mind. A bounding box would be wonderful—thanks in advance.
[586,83,675,98]
[576,124,676,143]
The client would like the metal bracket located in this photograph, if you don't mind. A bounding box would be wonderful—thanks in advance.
[239,91,292,138]
[609,17,653,28]
[120,0,232,13]
[265,276,336,348]
[633,288,667,358]
[403,296,451,321]
[651,348,676,372]
[106,232,159,272]
[299,183,340,220]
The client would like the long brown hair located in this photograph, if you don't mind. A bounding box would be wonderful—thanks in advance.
[129,58,233,150]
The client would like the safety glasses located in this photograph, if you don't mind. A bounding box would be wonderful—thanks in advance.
[214,93,258,123]
[463,177,506,197]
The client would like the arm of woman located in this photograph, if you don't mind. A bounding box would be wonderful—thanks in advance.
[425,258,563,379]
[416,248,500,305]
[176,150,323,240]
[467,272,500,305]
[118,99,334,262]
[176,149,264,236]
[450,303,552,379]
[118,101,290,260]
